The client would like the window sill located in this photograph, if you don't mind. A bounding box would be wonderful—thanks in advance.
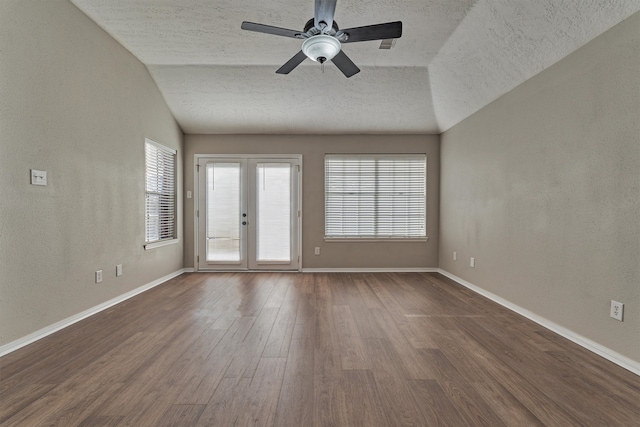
[144,238,180,250]
[324,237,429,243]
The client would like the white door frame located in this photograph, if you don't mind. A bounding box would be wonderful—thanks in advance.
[193,154,302,272]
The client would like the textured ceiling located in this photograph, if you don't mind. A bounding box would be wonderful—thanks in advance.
[69,0,640,134]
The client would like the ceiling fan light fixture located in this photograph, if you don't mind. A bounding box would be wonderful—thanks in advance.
[302,35,340,63]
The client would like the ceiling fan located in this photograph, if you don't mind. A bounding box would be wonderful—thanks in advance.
[241,0,402,78]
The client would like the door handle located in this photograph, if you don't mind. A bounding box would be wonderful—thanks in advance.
[242,213,247,217]
[242,221,247,226]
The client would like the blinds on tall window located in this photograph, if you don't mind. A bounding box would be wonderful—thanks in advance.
[145,139,177,244]
[256,162,292,262]
[325,154,426,239]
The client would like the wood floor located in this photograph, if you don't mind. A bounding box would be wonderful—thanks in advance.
[1,273,639,426]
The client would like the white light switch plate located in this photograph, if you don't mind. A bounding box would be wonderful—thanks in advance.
[31,169,47,186]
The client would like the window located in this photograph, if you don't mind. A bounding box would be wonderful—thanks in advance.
[325,154,426,239]
[145,139,177,247]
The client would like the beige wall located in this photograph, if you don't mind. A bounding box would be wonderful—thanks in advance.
[439,13,640,363]
[184,135,439,270]
[0,0,183,347]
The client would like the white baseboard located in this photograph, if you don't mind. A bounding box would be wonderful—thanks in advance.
[0,269,187,358]
[183,268,195,273]
[302,268,439,273]
[437,269,640,376]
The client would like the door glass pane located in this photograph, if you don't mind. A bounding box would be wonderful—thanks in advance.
[206,163,241,262]
[256,163,291,262]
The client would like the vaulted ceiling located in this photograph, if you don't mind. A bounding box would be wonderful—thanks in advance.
[69,0,640,134]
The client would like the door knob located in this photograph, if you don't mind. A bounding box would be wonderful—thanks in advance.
[242,221,247,225]
[242,213,247,217]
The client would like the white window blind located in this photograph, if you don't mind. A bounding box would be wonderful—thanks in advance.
[145,139,177,244]
[325,154,426,239]
[206,162,241,261]
[257,163,291,262]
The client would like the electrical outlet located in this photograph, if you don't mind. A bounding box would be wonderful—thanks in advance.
[314,247,321,255]
[116,264,123,277]
[453,251,457,261]
[95,270,103,283]
[610,300,624,321]
[470,257,475,268]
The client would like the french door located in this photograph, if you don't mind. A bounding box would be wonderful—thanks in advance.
[196,156,300,271]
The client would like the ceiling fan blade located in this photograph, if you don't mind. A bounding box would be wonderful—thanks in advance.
[315,0,337,31]
[331,50,360,78]
[340,21,402,43]
[241,22,302,39]
[276,50,308,74]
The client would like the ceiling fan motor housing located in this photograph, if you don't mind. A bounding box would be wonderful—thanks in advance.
[302,34,341,63]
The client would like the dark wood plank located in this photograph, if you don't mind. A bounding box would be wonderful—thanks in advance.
[369,307,438,380]
[223,306,279,379]
[334,369,392,427]
[453,316,607,425]
[1,272,639,426]
[0,382,57,424]
[262,295,298,358]
[156,404,206,427]
[365,338,429,426]
[39,383,126,427]
[407,379,470,427]
[470,380,545,427]
[333,304,371,370]
[443,325,581,425]
[312,347,344,426]
[421,348,507,426]
[274,337,315,426]
[235,357,287,426]
[194,377,250,426]
[172,355,232,405]
[77,415,124,426]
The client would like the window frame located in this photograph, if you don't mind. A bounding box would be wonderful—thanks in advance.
[324,153,427,242]
[144,138,178,250]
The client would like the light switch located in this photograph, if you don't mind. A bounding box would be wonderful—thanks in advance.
[187,190,192,199]
[31,169,47,186]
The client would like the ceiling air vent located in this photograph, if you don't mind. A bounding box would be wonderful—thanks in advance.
[379,38,396,49]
